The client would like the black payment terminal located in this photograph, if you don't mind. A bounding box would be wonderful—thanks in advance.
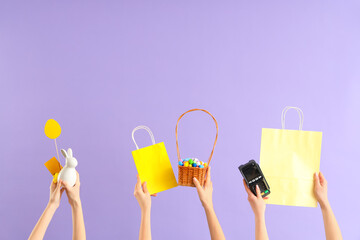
[238,160,270,198]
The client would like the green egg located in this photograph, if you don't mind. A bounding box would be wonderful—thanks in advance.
[189,159,194,164]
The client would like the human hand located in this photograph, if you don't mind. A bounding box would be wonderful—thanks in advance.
[243,180,268,218]
[193,167,213,210]
[48,180,65,209]
[134,175,156,212]
[314,172,329,209]
[62,171,81,207]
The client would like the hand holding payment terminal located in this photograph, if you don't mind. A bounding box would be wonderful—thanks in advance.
[238,160,270,198]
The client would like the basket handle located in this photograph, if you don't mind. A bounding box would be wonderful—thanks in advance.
[175,109,218,165]
[132,125,156,150]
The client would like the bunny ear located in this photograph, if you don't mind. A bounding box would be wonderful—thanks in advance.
[61,149,68,159]
[67,148,73,157]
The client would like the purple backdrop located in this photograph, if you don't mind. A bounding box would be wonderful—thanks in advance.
[1,1,359,239]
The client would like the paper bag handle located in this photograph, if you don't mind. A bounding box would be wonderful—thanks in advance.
[132,125,156,150]
[281,106,304,130]
[175,109,218,165]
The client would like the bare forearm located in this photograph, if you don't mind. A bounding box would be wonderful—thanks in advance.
[71,201,86,240]
[321,202,342,240]
[139,208,151,240]
[28,204,57,240]
[204,206,225,240]
[255,214,269,240]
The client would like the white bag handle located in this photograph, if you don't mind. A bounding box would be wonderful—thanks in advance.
[281,106,304,130]
[132,125,156,150]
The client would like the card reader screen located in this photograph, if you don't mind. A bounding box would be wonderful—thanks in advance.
[243,165,261,182]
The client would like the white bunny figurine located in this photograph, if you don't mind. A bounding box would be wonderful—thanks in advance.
[57,148,78,187]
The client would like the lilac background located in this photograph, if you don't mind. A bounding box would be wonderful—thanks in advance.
[1,1,360,239]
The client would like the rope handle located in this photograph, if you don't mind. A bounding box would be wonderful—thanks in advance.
[175,109,218,165]
[132,125,156,150]
[281,106,304,130]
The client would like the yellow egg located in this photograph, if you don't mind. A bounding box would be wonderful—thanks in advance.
[44,119,61,139]
[184,162,189,167]
[204,163,208,167]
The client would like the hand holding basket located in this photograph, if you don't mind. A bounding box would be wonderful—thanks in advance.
[176,109,218,187]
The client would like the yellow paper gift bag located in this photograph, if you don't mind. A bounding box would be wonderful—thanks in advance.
[131,126,177,195]
[260,107,322,207]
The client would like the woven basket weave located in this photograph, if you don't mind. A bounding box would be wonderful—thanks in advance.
[176,109,218,187]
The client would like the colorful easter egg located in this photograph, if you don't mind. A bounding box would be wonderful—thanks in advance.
[199,165,204,168]
[179,161,184,166]
[192,163,197,167]
[184,162,189,167]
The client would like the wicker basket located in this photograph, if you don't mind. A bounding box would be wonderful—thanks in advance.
[176,109,218,187]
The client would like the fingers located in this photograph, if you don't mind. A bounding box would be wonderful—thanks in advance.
[151,193,157,197]
[243,179,253,196]
[56,180,62,190]
[314,172,320,187]
[135,175,142,191]
[193,177,202,190]
[50,181,56,191]
[52,180,62,195]
[193,177,203,199]
[142,182,149,194]
[62,180,71,191]
[60,188,65,197]
[255,185,261,199]
[319,172,327,186]
[75,171,80,185]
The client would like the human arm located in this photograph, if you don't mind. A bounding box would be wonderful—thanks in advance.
[134,175,152,240]
[62,172,86,240]
[193,167,225,240]
[243,180,269,240]
[314,172,342,240]
[28,180,65,240]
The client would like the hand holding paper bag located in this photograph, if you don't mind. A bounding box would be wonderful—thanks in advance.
[131,126,177,195]
[260,107,322,207]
